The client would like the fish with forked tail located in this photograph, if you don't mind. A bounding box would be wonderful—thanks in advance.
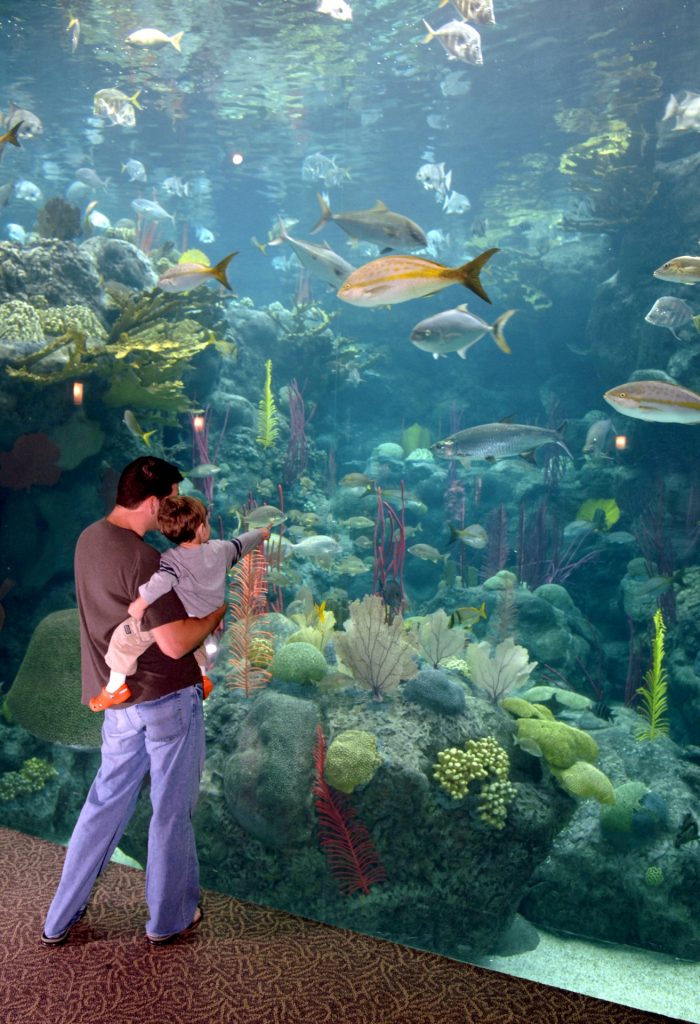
[432,421,572,463]
[410,305,514,357]
[338,248,500,307]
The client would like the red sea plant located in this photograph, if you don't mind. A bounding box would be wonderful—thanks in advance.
[312,726,386,896]
[226,548,272,697]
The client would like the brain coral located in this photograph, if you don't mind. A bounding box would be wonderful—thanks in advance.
[4,608,102,749]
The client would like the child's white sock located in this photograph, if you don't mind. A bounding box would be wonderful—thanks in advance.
[106,671,127,694]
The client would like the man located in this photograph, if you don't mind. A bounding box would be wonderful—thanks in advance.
[42,456,226,946]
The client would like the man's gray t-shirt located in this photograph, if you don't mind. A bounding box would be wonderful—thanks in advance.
[75,519,199,706]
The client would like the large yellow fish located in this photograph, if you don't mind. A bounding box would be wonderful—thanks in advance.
[337,248,499,306]
[603,379,700,423]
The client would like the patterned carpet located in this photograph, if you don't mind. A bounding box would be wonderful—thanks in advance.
[0,827,674,1024]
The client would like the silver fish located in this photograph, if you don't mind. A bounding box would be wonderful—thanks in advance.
[122,159,147,183]
[653,255,700,286]
[288,535,342,559]
[582,418,614,457]
[422,19,483,66]
[439,0,496,25]
[131,198,174,222]
[5,103,43,139]
[410,305,514,357]
[645,296,694,339]
[241,504,287,529]
[442,190,472,215]
[432,422,572,462]
[662,91,700,132]
[269,219,353,287]
[416,162,452,198]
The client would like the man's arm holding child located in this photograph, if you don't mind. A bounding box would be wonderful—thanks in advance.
[150,603,226,660]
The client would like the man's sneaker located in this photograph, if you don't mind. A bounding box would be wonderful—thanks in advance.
[89,682,132,712]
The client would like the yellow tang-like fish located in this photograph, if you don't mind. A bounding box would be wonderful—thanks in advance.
[157,252,237,293]
[337,248,500,307]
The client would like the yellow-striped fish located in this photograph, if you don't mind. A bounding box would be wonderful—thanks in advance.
[603,379,700,424]
[337,248,499,307]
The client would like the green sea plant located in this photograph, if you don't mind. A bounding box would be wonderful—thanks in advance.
[635,608,670,741]
[0,757,58,801]
[256,358,279,448]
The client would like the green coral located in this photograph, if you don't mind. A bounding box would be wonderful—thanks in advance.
[433,736,515,830]
[0,300,45,341]
[644,865,664,887]
[324,730,383,794]
[40,304,106,339]
[0,757,58,801]
[270,641,327,684]
[555,761,615,804]
[501,696,555,720]
[515,718,599,768]
[4,608,102,749]
[599,781,649,837]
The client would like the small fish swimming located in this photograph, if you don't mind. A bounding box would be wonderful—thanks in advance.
[162,175,189,198]
[662,92,700,132]
[157,252,237,293]
[442,190,472,215]
[340,516,375,530]
[131,197,174,222]
[449,601,488,628]
[288,535,343,559]
[186,463,221,478]
[0,121,22,161]
[5,103,43,139]
[653,256,700,286]
[339,472,374,489]
[241,504,287,529]
[93,88,143,122]
[316,0,353,22]
[311,193,427,250]
[76,167,109,191]
[416,162,452,198]
[408,543,445,562]
[410,305,515,357]
[121,159,147,183]
[338,248,499,307]
[123,410,156,446]
[14,179,42,202]
[301,152,350,186]
[125,28,184,51]
[644,296,694,340]
[195,224,215,244]
[67,15,80,53]
[582,418,614,458]
[439,0,495,24]
[422,19,483,66]
[5,223,27,243]
[449,523,488,549]
[336,555,371,575]
[603,379,700,424]
[87,208,111,232]
[432,422,572,462]
[269,219,353,287]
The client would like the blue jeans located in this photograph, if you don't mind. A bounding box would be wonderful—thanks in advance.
[44,684,205,940]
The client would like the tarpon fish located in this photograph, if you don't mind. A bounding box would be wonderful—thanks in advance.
[410,305,515,356]
[338,248,499,306]
[311,193,427,250]
[157,252,237,292]
[269,219,353,286]
[653,256,700,285]
[603,379,700,424]
[431,422,572,462]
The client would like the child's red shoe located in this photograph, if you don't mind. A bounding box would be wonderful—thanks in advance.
[89,682,132,713]
[201,675,214,700]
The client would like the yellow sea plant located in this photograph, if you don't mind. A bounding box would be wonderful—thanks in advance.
[635,608,670,742]
[256,358,279,448]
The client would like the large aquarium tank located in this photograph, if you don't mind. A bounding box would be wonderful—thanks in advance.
[1,0,699,1017]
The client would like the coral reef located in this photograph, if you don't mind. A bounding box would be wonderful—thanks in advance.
[323,730,383,794]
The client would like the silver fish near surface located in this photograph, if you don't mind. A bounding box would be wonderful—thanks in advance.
[5,103,43,139]
[603,379,700,423]
[662,91,700,132]
[439,0,496,25]
[653,255,700,285]
[121,159,147,182]
[644,296,695,340]
[422,19,483,66]
[432,422,572,462]
[269,219,354,287]
[416,162,452,199]
[316,0,353,22]
[442,190,471,215]
[14,179,42,202]
[410,305,515,357]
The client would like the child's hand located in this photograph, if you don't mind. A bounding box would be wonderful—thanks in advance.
[128,596,149,620]
[259,528,271,541]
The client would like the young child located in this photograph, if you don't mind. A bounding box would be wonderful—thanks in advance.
[89,495,269,712]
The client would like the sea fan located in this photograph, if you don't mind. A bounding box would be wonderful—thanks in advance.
[312,726,386,896]
[226,548,272,697]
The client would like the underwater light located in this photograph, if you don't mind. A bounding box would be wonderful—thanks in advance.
[205,640,218,656]
[72,381,84,405]
[193,414,205,432]
[230,151,244,165]
[615,434,628,450]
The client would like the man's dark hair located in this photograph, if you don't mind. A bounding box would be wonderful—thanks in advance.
[116,456,183,509]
